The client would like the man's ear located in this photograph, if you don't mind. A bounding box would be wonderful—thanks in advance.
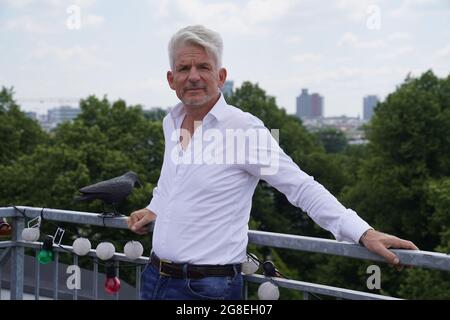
[218,68,227,88]
[167,71,175,90]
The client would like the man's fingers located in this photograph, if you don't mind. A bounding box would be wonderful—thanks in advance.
[128,209,155,234]
[127,217,134,229]
[374,244,400,265]
[395,264,404,272]
[127,215,139,230]
[133,218,148,230]
[134,228,149,235]
[390,238,419,250]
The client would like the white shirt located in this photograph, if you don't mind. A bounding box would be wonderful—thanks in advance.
[147,94,371,265]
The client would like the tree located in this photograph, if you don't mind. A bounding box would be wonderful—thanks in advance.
[341,70,450,297]
[314,127,348,153]
[0,87,48,166]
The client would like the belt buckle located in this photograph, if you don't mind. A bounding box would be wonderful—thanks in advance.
[159,258,172,277]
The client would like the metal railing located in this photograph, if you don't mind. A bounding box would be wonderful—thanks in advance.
[1,206,449,300]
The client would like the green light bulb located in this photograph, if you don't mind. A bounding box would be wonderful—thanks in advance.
[38,250,54,264]
[38,235,55,264]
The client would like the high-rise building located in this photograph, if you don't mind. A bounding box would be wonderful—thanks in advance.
[47,105,81,124]
[363,95,379,121]
[221,80,234,97]
[296,88,323,119]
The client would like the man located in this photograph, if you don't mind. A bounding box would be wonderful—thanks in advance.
[127,25,418,300]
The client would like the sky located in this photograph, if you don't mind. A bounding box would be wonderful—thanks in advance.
[1,0,449,117]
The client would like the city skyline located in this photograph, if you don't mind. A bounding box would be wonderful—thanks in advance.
[1,0,450,117]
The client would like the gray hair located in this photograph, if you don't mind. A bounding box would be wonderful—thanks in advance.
[168,25,223,70]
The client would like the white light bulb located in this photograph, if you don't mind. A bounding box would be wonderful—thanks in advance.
[242,255,259,275]
[257,281,280,300]
[124,241,144,260]
[73,237,92,256]
[21,227,40,242]
[96,242,115,260]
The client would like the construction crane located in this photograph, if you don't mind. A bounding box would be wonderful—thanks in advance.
[16,97,81,105]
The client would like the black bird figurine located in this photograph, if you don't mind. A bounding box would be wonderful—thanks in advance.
[75,171,141,217]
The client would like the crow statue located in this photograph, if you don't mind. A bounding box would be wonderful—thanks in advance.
[75,171,141,217]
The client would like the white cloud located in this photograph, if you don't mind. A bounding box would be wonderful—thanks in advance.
[149,0,296,35]
[336,0,376,21]
[388,0,450,18]
[0,0,97,9]
[136,77,168,91]
[291,53,322,63]
[4,16,53,34]
[153,0,170,19]
[74,0,97,7]
[387,32,412,42]
[83,14,105,28]
[435,44,450,59]
[244,0,295,24]
[0,0,34,8]
[378,46,415,59]
[285,35,303,44]
[356,39,386,49]
[337,32,386,49]
[337,32,358,46]
[31,43,110,68]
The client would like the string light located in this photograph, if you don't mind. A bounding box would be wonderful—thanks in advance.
[11,205,147,297]
[104,263,121,294]
[96,242,116,261]
[22,227,40,242]
[257,281,280,300]
[72,237,92,256]
[257,260,283,300]
[38,235,54,264]
[241,252,259,275]
[21,216,41,242]
[124,240,143,260]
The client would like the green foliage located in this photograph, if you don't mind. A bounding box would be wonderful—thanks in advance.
[341,70,450,297]
[314,127,348,153]
[144,107,167,121]
[0,87,48,166]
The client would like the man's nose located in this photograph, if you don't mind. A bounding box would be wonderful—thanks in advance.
[187,66,200,82]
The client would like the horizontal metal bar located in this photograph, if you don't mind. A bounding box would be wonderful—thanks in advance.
[248,230,450,271]
[0,207,15,218]
[14,241,150,265]
[0,241,14,249]
[244,274,400,300]
[2,207,449,271]
[0,206,154,231]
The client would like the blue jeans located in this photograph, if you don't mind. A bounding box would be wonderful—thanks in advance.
[140,263,243,300]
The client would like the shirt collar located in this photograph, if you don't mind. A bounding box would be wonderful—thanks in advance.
[169,93,228,123]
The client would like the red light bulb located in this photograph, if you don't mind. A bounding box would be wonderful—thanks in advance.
[104,264,121,295]
[105,277,121,294]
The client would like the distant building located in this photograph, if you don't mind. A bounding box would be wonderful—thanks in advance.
[296,89,323,119]
[301,115,368,145]
[35,105,81,131]
[47,106,80,124]
[24,112,37,120]
[363,95,379,121]
[221,80,234,97]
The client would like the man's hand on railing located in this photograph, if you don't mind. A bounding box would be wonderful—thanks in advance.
[127,208,157,235]
[359,229,419,271]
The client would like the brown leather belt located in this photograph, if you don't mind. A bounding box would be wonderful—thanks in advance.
[150,252,241,279]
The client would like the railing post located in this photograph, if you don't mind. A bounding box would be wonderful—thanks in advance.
[10,214,24,300]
